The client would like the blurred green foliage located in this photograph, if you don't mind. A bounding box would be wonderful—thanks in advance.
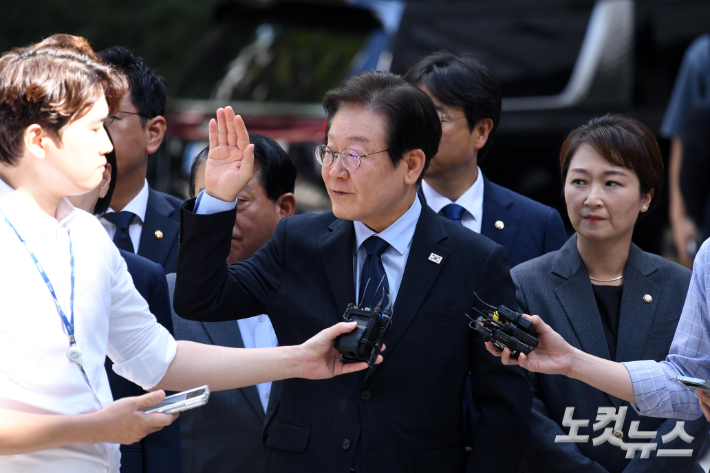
[0,0,212,94]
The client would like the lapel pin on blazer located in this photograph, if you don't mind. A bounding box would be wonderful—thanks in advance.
[643,294,652,303]
[428,253,443,264]
[495,220,505,230]
[155,230,163,240]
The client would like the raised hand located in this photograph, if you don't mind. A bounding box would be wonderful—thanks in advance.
[485,314,575,376]
[298,322,384,379]
[204,106,255,202]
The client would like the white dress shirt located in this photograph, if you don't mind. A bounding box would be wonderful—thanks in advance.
[0,188,177,473]
[421,167,484,233]
[101,178,150,253]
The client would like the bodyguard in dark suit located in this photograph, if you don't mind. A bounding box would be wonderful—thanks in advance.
[98,46,181,273]
[108,251,183,473]
[168,273,283,473]
[174,72,531,472]
[509,115,708,473]
[405,51,567,268]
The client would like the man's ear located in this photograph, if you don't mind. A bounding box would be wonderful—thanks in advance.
[99,163,112,197]
[23,124,49,159]
[472,118,494,151]
[403,149,426,185]
[276,193,297,218]
[145,116,167,155]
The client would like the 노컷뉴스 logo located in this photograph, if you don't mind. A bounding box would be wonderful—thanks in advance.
[555,406,694,458]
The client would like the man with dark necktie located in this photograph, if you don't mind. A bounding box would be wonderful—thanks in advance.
[404,51,567,267]
[174,71,531,473]
[98,46,182,272]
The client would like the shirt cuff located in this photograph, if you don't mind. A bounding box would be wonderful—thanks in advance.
[112,327,178,391]
[195,190,237,215]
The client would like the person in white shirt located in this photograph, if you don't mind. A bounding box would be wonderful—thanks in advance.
[0,34,375,473]
[167,136,296,473]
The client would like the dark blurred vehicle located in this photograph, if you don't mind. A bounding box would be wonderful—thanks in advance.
[164,0,709,252]
[163,0,403,212]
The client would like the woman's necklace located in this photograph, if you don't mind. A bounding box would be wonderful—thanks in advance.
[589,274,624,282]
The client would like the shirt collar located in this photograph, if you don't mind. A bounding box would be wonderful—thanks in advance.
[353,195,421,256]
[107,178,149,222]
[421,167,484,221]
[0,189,78,240]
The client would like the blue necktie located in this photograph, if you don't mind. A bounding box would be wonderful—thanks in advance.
[358,236,390,308]
[103,211,136,253]
[441,203,466,225]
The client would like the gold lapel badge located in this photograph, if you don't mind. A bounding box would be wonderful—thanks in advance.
[155,230,164,240]
[495,220,504,230]
[643,294,652,303]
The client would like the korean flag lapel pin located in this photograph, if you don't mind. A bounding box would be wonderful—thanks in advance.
[428,253,443,264]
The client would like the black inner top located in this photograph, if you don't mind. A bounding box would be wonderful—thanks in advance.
[592,284,623,360]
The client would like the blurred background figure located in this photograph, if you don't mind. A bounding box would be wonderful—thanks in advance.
[680,100,710,248]
[99,46,183,273]
[660,33,710,267]
[167,133,296,473]
[68,137,183,473]
[511,115,707,472]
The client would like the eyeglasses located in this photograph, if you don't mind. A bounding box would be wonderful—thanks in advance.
[314,144,389,172]
[437,111,465,123]
[104,111,151,127]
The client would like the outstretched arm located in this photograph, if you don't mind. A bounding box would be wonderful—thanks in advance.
[485,314,636,404]
[153,322,380,392]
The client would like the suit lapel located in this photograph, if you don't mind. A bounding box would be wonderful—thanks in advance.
[319,218,356,317]
[264,378,282,427]
[551,236,625,409]
[364,204,449,383]
[139,189,179,267]
[480,175,520,256]
[614,244,661,364]
[203,320,265,421]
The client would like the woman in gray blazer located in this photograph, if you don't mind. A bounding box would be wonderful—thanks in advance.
[511,115,708,472]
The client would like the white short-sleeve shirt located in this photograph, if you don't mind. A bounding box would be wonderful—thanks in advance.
[0,188,177,473]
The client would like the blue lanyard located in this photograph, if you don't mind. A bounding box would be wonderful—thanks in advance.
[0,208,77,345]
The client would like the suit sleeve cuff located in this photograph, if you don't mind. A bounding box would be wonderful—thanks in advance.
[195,190,237,215]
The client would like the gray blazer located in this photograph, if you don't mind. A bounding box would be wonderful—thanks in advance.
[511,235,707,473]
[166,273,282,473]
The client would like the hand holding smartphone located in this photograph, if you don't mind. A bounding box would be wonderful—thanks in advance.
[140,386,210,414]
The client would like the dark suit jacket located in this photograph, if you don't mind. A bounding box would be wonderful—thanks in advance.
[165,272,282,473]
[511,235,708,473]
[174,198,532,473]
[138,188,182,274]
[418,174,568,268]
[105,250,183,473]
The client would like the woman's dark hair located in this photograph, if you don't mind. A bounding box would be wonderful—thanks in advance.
[322,70,441,184]
[559,114,664,215]
[93,127,118,216]
[188,133,296,201]
[404,51,501,161]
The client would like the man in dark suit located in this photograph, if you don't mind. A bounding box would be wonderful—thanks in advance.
[404,51,567,268]
[167,133,297,473]
[98,46,182,273]
[174,71,531,472]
